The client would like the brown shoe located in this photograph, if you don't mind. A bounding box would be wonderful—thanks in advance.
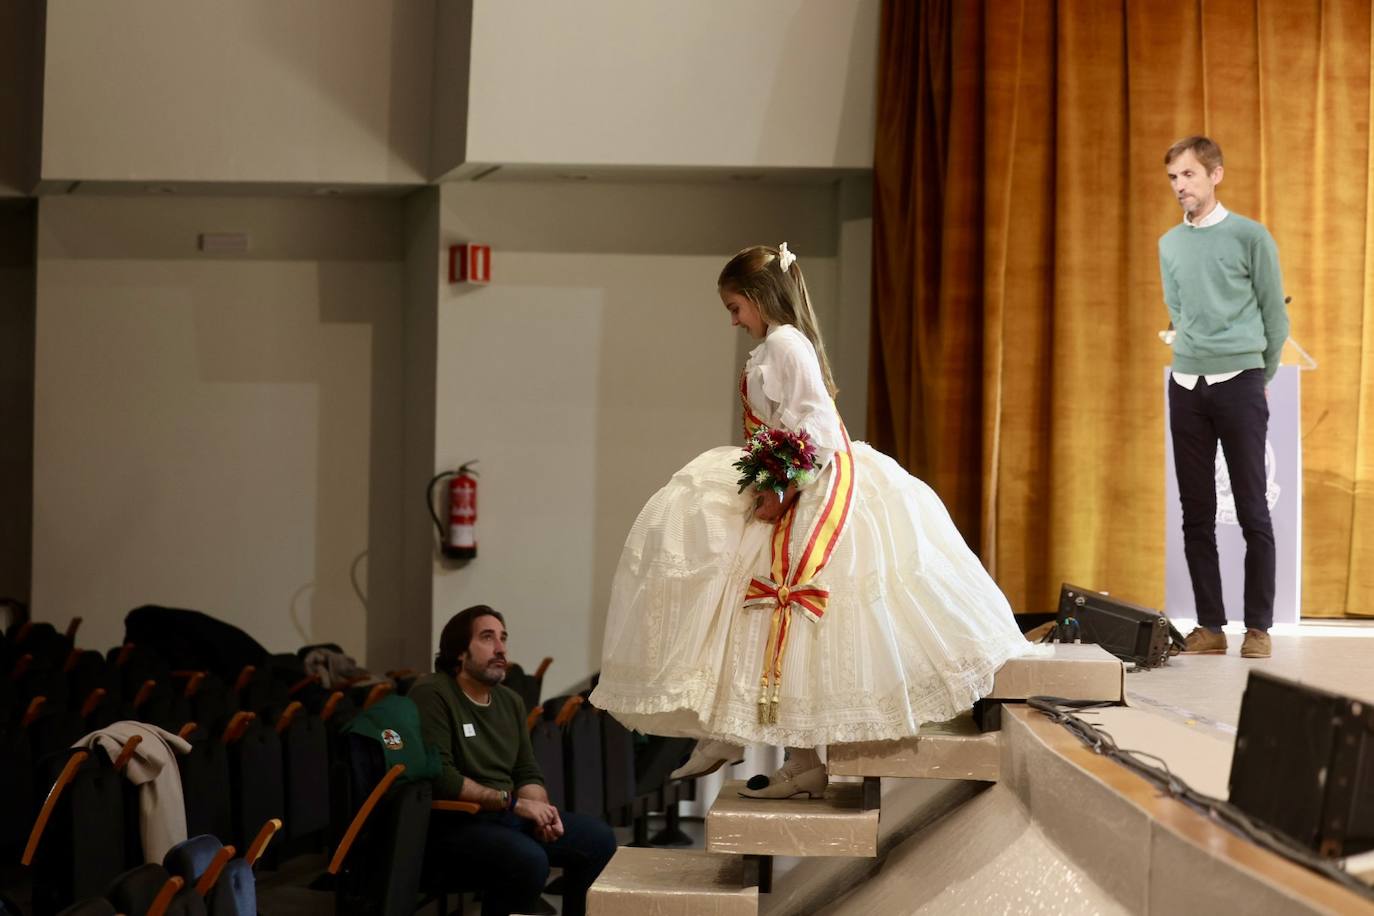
[1241,629,1272,658]
[1182,627,1227,654]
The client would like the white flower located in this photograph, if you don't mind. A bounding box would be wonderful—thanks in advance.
[778,242,796,272]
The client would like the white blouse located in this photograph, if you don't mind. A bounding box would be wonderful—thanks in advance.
[744,324,845,476]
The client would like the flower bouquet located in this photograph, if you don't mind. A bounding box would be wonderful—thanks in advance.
[734,426,819,497]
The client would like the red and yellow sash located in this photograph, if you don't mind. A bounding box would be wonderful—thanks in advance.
[739,372,855,724]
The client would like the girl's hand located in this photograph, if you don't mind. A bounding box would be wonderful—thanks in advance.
[754,485,798,522]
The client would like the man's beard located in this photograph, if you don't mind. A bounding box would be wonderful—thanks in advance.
[464,657,506,687]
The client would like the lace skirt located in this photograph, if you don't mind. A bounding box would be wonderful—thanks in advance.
[589,442,1042,747]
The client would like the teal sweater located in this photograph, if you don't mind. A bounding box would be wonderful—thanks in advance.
[1158,212,1289,381]
[409,673,544,800]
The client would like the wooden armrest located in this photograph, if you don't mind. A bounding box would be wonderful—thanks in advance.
[64,616,82,641]
[526,706,544,732]
[534,657,553,680]
[193,844,236,896]
[22,750,89,865]
[114,734,142,771]
[275,701,303,734]
[63,648,82,672]
[221,711,256,744]
[287,674,319,696]
[554,695,584,727]
[115,643,135,667]
[244,818,282,867]
[10,653,33,682]
[80,688,107,719]
[146,876,185,916]
[132,679,158,710]
[233,665,256,694]
[178,721,198,741]
[182,672,206,698]
[431,800,480,814]
[13,621,33,645]
[385,668,417,680]
[362,682,393,710]
[320,691,345,723]
[22,696,46,728]
[341,674,371,687]
[328,765,405,875]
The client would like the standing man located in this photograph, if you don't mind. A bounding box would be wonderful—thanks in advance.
[1161,136,1290,659]
[410,604,617,916]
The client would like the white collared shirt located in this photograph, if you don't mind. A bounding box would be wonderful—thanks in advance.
[1172,202,1241,389]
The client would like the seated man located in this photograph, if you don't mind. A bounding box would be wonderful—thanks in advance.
[410,604,617,916]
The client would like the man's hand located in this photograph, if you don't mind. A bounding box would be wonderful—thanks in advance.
[514,796,563,839]
[533,808,565,843]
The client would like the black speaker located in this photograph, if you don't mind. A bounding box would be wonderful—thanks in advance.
[1055,583,1183,668]
[1229,670,1374,857]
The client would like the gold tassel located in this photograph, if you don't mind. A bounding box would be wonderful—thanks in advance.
[758,606,783,725]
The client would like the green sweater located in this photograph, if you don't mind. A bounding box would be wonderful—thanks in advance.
[1158,212,1289,381]
[408,672,544,800]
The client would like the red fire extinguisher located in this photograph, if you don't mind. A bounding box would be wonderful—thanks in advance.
[428,461,479,560]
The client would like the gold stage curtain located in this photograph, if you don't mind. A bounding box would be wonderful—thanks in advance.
[871,0,1374,618]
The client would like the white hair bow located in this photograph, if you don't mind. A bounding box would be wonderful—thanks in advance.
[777,242,796,272]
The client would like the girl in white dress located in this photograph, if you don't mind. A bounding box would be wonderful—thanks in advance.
[588,244,1038,798]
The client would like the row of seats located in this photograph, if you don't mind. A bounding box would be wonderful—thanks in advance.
[1,606,693,915]
[30,827,273,916]
[1,608,413,914]
[329,685,696,915]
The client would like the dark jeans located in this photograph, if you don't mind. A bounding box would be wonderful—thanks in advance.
[427,809,617,916]
[1168,368,1275,631]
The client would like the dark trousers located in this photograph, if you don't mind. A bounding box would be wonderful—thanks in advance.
[427,809,617,916]
[1168,368,1275,631]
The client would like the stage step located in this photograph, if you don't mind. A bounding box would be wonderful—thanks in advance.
[705,779,879,858]
[827,713,1000,781]
[586,847,758,916]
[987,641,1125,703]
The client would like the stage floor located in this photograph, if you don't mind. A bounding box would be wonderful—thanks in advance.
[1123,619,1374,737]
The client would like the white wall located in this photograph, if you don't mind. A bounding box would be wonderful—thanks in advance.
[35,0,877,182]
[834,175,873,438]
[32,195,407,658]
[465,0,879,171]
[40,0,436,185]
[431,179,857,687]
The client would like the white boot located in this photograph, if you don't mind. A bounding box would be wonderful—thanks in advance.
[669,738,745,781]
[738,747,828,799]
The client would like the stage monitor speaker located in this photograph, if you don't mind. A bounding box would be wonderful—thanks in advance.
[1055,583,1184,668]
[1229,670,1374,858]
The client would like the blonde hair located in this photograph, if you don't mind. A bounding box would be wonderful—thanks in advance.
[718,245,838,398]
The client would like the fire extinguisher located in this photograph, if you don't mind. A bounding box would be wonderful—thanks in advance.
[428,461,479,560]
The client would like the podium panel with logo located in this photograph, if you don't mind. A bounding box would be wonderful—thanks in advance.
[1163,365,1302,624]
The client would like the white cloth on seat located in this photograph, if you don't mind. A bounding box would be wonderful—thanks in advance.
[302,646,384,689]
[74,721,192,862]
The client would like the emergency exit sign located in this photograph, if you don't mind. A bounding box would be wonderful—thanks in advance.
[449,243,491,284]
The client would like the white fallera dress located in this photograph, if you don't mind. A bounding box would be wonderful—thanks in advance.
[589,324,1039,747]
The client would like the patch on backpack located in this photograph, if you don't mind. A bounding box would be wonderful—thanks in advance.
[380,728,404,751]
